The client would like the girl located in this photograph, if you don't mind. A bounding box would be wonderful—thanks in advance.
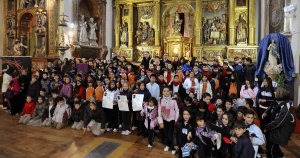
[42,97,56,127]
[51,97,71,129]
[60,75,73,101]
[158,86,179,152]
[240,78,258,107]
[191,114,217,158]
[173,109,194,157]
[28,96,46,126]
[120,82,132,136]
[257,77,275,131]
[83,101,106,136]
[19,96,35,124]
[71,101,85,130]
[209,113,234,158]
[140,97,158,147]
[104,80,120,132]
[197,75,212,100]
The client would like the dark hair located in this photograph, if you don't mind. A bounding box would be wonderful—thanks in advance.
[184,96,193,104]
[244,109,255,116]
[195,114,206,122]
[234,121,247,129]
[56,97,65,102]
[225,98,233,104]
[148,97,158,106]
[245,98,254,109]
[237,106,248,115]
[150,74,157,79]
[245,78,255,89]
[222,113,234,127]
[246,57,252,63]
[216,105,225,111]
[275,86,292,101]
[74,101,81,105]
[229,94,238,100]
[202,93,212,99]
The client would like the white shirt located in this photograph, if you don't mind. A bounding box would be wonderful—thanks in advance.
[1,73,12,93]
[183,77,199,94]
[173,85,179,93]
[146,82,160,99]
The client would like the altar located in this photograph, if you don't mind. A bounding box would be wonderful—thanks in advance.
[113,0,258,62]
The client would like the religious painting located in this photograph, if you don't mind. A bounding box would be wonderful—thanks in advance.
[227,46,257,61]
[202,1,228,45]
[236,0,247,7]
[269,0,284,33]
[200,47,226,61]
[136,6,155,46]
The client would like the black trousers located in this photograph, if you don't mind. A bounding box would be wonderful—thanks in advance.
[147,128,155,146]
[257,106,270,131]
[122,111,131,131]
[267,141,284,158]
[163,120,175,147]
[197,137,213,158]
[10,94,21,115]
[105,105,119,129]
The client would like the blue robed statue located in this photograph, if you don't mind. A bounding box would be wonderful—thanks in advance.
[255,33,295,85]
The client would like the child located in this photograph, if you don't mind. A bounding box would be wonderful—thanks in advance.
[83,101,106,136]
[209,113,234,158]
[71,101,85,130]
[51,97,71,129]
[85,81,95,101]
[42,97,56,126]
[197,75,212,100]
[120,82,132,136]
[236,106,247,122]
[158,86,179,152]
[140,97,158,147]
[192,114,217,158]
[28,96,46,126]
[225,99,236,118]
[244,98,260,127]
[173,109,194,156]
[244,110,265,158]
[95,79,104,106]
[104,80,120,132]
[231,122,255,158]
[19,96,35,124]
[215,106,225,126]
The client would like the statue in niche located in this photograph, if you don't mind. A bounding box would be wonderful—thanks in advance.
[79,15,89,45]
[13,39,28,56]
[39,0,45,8]
[120,22,128,46]
[88,18,98,47]
[173,12,183,36]
[135,22,143,45]
[142,22,150,42]
[147,26,155,45]
[203,18,212,44]
[236,13,248,44]
[20,0,28,9]
[36,38,46,57]
[36,12,47,33]
[7,18,16,36]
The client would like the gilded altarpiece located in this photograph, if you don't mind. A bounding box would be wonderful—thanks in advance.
[113,0,257,62]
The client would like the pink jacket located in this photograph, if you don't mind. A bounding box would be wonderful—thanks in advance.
[141,105,158,129]
[158,97,179,124]
[240,85,258,99]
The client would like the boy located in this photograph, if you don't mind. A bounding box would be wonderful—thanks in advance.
[95,80,104,106]
[244,110,265,158]
[71,101,85,130]
[225,99,236,118]
[19,96,35,124]
[146,74,160,99]
[231,122,255,158]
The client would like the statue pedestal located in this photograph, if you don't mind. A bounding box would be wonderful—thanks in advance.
[164,36,192,60]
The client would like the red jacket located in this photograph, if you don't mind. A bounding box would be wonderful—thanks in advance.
[9,78,21,95]
[21,101,35,116]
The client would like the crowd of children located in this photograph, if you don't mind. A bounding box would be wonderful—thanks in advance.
[2,52,296,158]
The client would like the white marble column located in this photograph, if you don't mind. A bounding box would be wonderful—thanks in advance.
[260,0,270,39]
[105,0,113,60]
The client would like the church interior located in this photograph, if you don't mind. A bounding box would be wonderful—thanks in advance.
[0,0,300,158]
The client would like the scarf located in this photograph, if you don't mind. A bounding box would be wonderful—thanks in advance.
[190,78,195,93]
[173,81,180,87]
[203,82,207,93]
[167,71,172,84]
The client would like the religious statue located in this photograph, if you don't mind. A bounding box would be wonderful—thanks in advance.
[36,12,47,33]
[135,22,143,45]
[236,13,248,44]
[7,18,16,36]
[20,0,28,9]
[142,22,150,42]
[264,40,282,79]
[88,18,98,47]
[203,18,211,44]
[147,27,155,45]
[120,22,128,46]
[13,39,28,56]
[79,15,89,45]
[38,0,45,8]
[173,12,183,36]
[219,21,227,44]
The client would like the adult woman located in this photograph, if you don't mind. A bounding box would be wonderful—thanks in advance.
[262,86,295,158]
[1,65,12,110]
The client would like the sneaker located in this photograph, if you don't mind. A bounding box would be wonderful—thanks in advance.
[113,128,118,132]
[121,131,126,135]
[119,124,122,128]
[163,146,169,151]
[171,150,176,155]
[147,144,152,148]
[257,153,261,158]
[124,130,131,136]
[131,126,137,130]
[106,128,111,132]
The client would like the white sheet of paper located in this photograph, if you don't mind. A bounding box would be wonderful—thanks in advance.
[102,92,114,109]
[117,95,129,111]
[132,94,144,111]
